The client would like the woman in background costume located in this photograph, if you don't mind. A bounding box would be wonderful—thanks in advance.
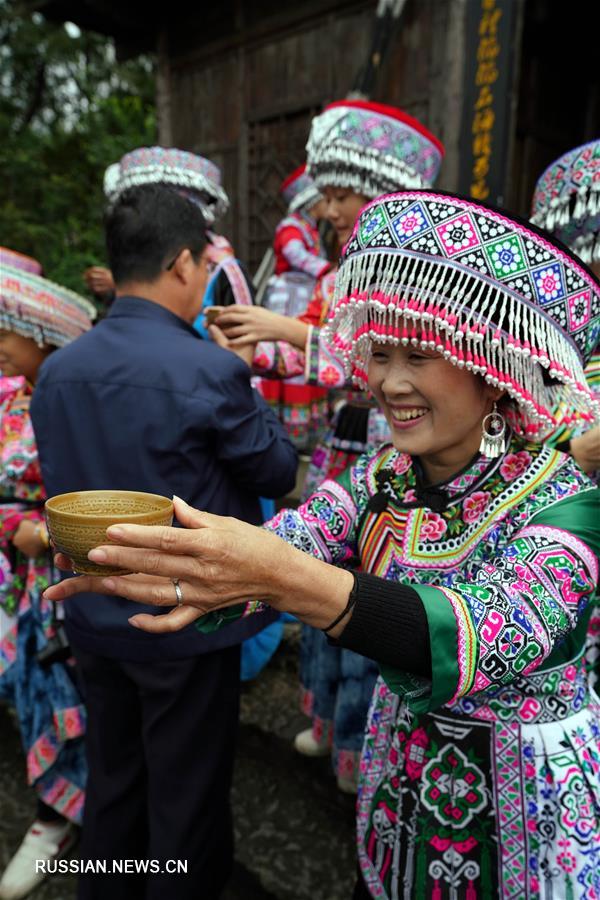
[266,162,330,315]
[258,164,330,452]
[532,138,600,687]
[531,138,600,470]
[0,248,95,900]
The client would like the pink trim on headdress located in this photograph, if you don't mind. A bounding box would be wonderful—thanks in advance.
[281,164,307,193]
[0,247,42,276]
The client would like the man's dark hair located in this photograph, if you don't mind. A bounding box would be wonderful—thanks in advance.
[105,184,208,285]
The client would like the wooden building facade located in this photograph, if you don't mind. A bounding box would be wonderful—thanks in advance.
[157,0,459,269]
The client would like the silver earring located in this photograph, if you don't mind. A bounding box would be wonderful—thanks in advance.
[479,402,507,458]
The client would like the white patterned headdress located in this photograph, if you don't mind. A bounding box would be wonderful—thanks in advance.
[306,100,444,198]
[1,247,96,348]
[324,192,600,439]
[103,147,230,226]
[531,140,600,264]
[280,164,323,214]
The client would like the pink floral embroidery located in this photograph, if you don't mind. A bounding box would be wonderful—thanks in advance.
[321,365,343,386]
[404,727,429,780]
[462,491,491,523]
[253,352,270,370]
[420,512,447,541]
[499,451,532,482]
[392,453,411,476]
[556,839,577,873]
[403,488,417,503]
[430,835,478,853]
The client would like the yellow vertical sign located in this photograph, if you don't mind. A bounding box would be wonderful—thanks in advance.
[470,0,502,200]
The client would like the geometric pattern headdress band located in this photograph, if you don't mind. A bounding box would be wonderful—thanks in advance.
[0,247,43,276]
[103,146,230,226]
[531,139,600,264]
[1,247,96,348]
[324,191,600,439]
[280,164,322,214]
[306,100,445,199]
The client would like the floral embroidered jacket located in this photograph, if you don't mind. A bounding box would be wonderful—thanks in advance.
[0,375,87,823]
[203,436,598,707]
[0,376,45,616]
[199,436,600,897]
[273,212,329,279]
[266,439,598,708]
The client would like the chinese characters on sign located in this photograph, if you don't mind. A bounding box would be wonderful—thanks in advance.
[458,0,518,206]
[471,1,501,199]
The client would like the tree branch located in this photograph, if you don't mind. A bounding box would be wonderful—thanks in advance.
[17,59,46,133]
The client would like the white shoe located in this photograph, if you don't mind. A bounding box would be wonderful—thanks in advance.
[336,774,358,795]
[0,819,77,900]
[293,727,330,757]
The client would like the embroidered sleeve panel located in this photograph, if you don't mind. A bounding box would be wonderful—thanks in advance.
[219,258,254,307]
[252,325,355,387]
[195,448,388,636]
[389,507,599,714]
[0,377,44,501]
[265,476,359,565]
[527,485,600,558]
[303,325,353,389]
[253,340,306,379]
[281,235,329,279]
[253,270,342,382]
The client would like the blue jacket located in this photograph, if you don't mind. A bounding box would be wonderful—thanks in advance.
[31,295,297,661]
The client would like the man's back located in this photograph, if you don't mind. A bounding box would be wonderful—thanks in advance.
[31,295,297,659]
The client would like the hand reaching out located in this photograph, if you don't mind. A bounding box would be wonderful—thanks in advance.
[44,497,354,638]
[211,305,309,350]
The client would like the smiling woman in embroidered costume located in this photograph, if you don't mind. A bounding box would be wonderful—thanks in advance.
[0,247,95,900]
[46,191,600,899]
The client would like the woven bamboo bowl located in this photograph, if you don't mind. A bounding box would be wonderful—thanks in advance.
[45,490,174,576]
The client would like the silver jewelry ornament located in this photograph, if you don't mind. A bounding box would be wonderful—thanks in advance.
[172,577,184,607]
[479,402,507,458]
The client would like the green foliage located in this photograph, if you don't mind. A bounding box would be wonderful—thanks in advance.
[0,0,156,293]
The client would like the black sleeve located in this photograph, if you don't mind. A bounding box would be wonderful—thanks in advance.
[330,572,432,678]
[213,262,256,306]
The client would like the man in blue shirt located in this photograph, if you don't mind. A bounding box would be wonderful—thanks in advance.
[31,185,297,900]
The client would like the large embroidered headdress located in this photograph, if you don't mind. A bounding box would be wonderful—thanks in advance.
[104,146,229,226]
[306,99,444,197]
[0,247,96,348]
[324,191,600,438]
[280,164,322,215]
[531,140,600,265]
